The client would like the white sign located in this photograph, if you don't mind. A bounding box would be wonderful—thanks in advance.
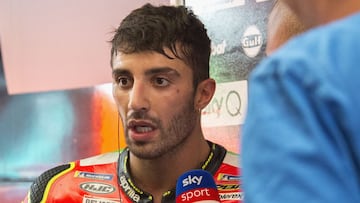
[202,80,247,127]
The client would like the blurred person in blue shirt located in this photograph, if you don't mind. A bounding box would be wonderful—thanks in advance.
[242,0,360,202]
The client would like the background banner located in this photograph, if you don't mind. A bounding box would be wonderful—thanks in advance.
[186,0,274,153]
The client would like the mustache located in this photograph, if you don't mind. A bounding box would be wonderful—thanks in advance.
[127,110,148,120]
[127,110,159,124]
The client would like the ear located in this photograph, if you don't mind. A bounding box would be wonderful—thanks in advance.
[194,78,216,110]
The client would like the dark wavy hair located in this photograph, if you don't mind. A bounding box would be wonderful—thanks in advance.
[110,3,211,87]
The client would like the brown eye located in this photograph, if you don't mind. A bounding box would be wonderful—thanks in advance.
[117,76,133,88]
[153,77,170,87]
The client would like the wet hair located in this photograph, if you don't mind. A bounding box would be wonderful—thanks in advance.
[110,3,211,87]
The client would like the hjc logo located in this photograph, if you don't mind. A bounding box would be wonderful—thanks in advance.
[182,175,203,187]
[80,182,115,194]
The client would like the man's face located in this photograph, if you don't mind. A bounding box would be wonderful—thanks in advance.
[112,50,198,159]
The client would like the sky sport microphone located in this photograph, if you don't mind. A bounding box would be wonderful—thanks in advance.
[176,169,220,203]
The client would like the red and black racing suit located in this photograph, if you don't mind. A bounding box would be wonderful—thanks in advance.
[23,141,242,203]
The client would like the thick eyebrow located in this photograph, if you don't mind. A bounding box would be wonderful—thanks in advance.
[144,67,180,77]
[112,69,131,78]
[112,67,181,78]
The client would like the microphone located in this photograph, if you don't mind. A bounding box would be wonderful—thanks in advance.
[176,169,220,203]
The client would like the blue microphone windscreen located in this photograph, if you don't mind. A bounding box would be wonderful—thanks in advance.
[176,169,220,203]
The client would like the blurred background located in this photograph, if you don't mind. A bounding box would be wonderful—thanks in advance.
[0,0,273,202]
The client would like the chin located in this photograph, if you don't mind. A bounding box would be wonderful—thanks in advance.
[128,143,163,160]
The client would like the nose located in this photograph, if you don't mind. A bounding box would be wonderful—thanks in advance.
[128,81,150,112]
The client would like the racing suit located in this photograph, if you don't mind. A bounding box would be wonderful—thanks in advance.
[23,141,242,203]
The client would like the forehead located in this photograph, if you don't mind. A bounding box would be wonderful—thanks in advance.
[112,50,192,75]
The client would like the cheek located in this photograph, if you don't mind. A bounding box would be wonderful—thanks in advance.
[159,90,193,113]
[112,90,128,114]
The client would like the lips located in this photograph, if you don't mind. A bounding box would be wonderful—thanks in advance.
[127,120,157,141]
[134,126,153,133]
[128,120,155,132]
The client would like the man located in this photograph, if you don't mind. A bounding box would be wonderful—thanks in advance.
[242,0,360,202]
[265,0,305,55]
[23,4,241,203]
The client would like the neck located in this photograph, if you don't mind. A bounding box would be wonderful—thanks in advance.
[296,1,360,28]
[128,130,211,201]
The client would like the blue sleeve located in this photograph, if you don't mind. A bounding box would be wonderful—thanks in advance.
[241,57,360,203]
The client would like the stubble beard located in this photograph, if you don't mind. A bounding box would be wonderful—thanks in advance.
[126,97,198,160]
